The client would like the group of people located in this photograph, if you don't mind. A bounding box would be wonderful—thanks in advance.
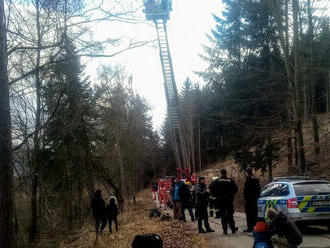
[90,189,119,235]
[170,168,303,248]
[171,168,240,234]
[91,168,303,248]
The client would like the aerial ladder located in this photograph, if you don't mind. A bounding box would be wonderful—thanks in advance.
[143,0,190,180]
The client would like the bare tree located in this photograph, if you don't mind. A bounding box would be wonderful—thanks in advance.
[0,0,15,247]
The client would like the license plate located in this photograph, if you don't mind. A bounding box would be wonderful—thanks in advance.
[312,200,330,206]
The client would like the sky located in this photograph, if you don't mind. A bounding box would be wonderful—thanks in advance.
[87,0,222,130]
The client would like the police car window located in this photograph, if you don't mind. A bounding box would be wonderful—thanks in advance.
[260,183,289,197]
[274,184,290,196]
[260,184,272,197]
[293,182,330,196]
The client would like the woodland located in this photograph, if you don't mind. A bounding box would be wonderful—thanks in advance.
[0,0,330,247]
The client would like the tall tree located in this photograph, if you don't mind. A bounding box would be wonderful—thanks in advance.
[0,0,15,247]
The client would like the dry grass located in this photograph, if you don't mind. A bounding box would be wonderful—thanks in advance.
[59,199,205,248]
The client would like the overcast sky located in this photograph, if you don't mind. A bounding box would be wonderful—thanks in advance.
[86,0,222,130]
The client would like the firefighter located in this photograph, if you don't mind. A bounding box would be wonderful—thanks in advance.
[217,169,238,235]
[243,167,261,232]
[209,176,219,217]
[195,176,215,233]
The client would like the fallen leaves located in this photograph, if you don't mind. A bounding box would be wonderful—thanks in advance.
[59,203,205,248]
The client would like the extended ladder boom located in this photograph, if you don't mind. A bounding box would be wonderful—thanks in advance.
[155,19,188,170]
[143,0,188,170]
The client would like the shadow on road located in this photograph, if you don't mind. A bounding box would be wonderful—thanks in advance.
[299,226,330,235]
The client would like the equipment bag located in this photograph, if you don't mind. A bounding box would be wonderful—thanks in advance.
[132,233,163,248]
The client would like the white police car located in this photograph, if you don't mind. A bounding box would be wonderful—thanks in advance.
[258,177,330,229]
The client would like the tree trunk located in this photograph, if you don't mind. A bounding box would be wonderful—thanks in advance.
[116,129,126,207]
[287,136,293,166]
[294,133,298,166]
[30,0,42,242]
[190,114,195,173]
[198,117,202,172]
[296,120,306,173]
[327,71,330,112]
[312,116,320,156]
[292,0,306,173]
[267,0,306,173]
[0,0,15,247]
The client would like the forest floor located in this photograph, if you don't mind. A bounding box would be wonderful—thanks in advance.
[58,189,206,248]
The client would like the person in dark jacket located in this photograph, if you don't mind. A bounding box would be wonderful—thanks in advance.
[267,208,303,248]
[209,176,220,218]
[244,168,261,232]
[91,189,106,234]
[217,169,239,235]
[179,181,195,222]
[252,218,274,248]
[106,197,119,233]
[195,176,215,233]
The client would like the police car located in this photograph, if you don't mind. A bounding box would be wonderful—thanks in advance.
[258,177,330,229]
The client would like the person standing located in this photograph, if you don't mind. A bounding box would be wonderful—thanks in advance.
[195,176,215,233]
[243,167,261,232]
[209,176,219,218]
[217,169,238,235]
[179,181,195,222]
[91,189,107,235]
[173,180,184,220]
[106,197,119,233]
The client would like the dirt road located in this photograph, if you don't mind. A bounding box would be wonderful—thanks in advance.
[184,212,330,248]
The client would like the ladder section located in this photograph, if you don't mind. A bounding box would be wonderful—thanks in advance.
[155,19,188,170]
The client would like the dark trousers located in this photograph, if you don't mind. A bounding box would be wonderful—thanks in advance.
[198,216,211,231]
[181,202,195,221]
[245,200,258,230]
[174,201,182,220]
[108,217,118,233]
[219,201,235,231]
[209,198,215,217]
[94,215,106,234]
[196,206,211,231]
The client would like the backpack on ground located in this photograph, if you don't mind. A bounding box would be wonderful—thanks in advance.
[149,208,161,218]
[160,213,171,221]
[132,233,163,248]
